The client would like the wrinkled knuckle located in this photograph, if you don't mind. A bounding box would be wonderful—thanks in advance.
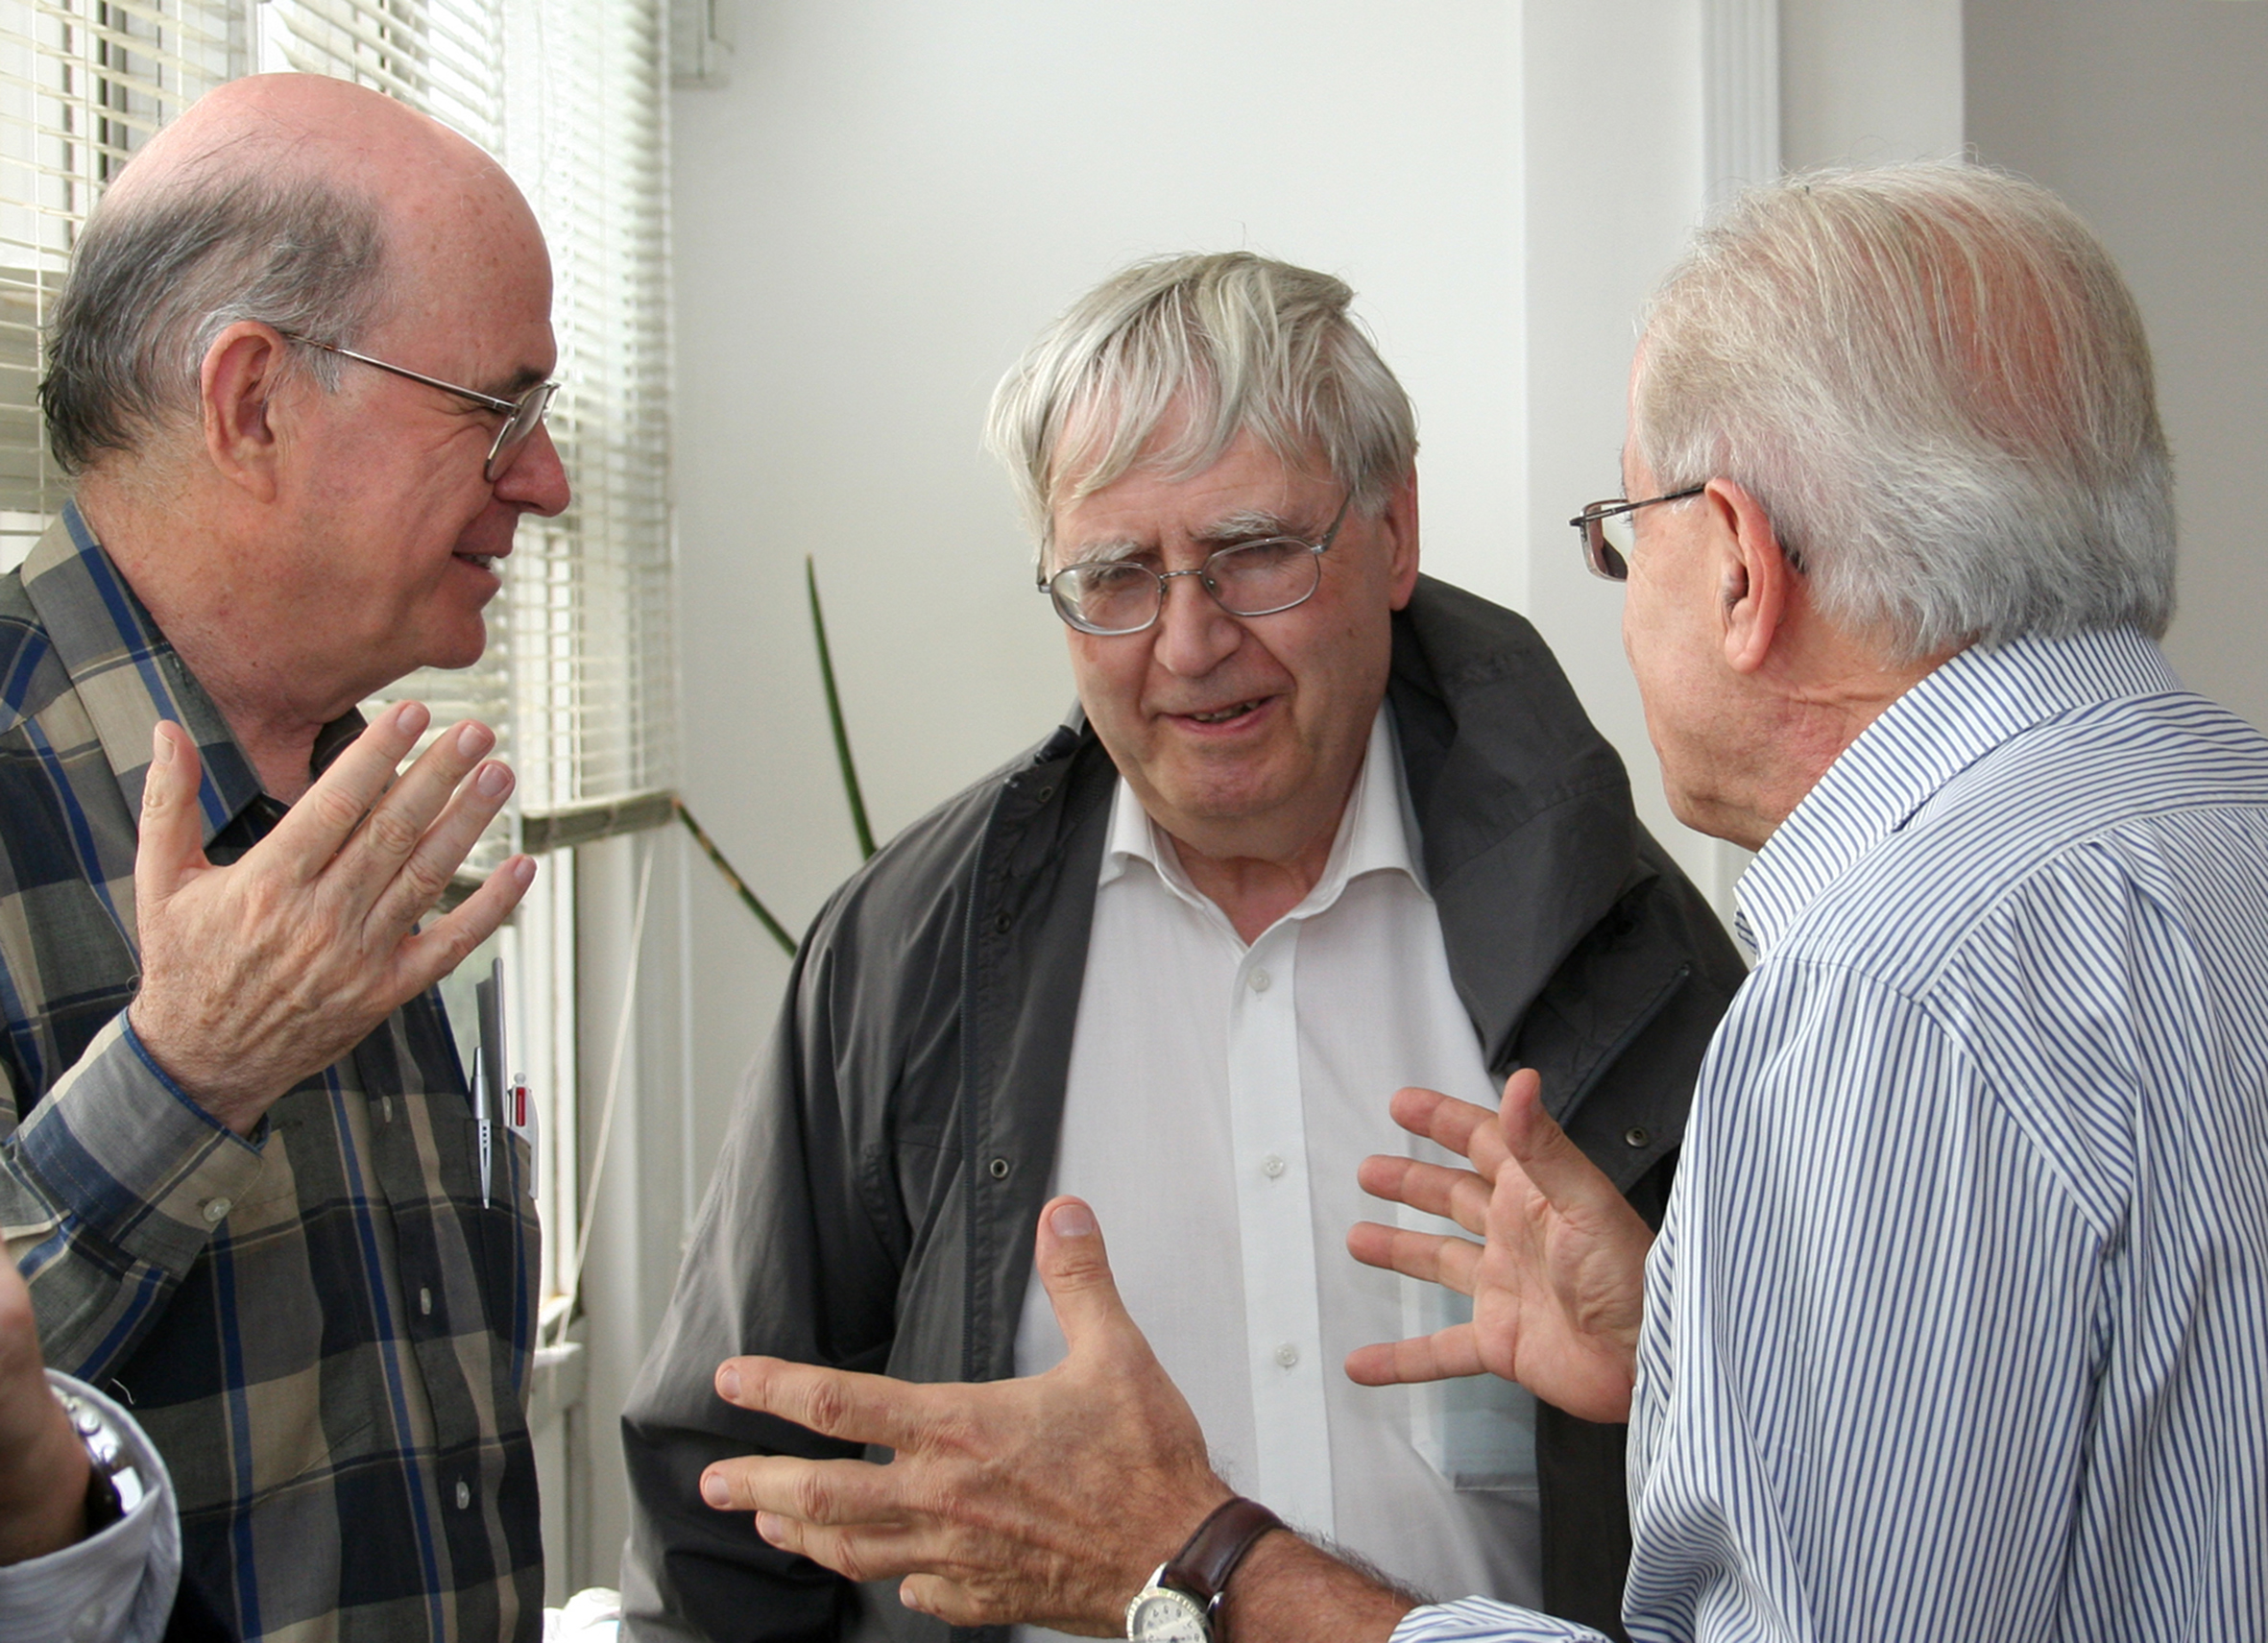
[364,807,422,860]
[828,1535,874,1585]
[307,785,368,835]
[787,1469,836,1524]
[800,1378,855,1437]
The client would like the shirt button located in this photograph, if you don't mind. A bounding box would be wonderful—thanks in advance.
[1248,969,1271,993]
[201,1197,231,1223]
[69,1604,109,1641]
[420,1287,433,1317]
[1624,1125,1651,1148]
[1262,1154,1286,1179]
[1274,1342,1299,1369]
[381,1097,394,1124]
[455,1480,471,1510]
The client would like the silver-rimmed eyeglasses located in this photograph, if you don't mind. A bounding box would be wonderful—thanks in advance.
[279,331,559,483]
[1042,491,1356,637]
[1568,486,1705,581]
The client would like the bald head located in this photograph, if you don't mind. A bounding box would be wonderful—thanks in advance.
[41,74,545,476]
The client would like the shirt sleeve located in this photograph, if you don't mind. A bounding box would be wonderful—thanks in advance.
[1391,1598,1612,1642]
[1,1014,269,1379]
[0,1370,180,1643]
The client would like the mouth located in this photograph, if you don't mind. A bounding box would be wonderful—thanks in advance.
[1168,696,1272,730]
[454,552,502,574]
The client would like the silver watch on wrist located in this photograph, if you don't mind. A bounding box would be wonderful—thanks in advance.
[54,1388,146,1535]
[1125,1498,1286,1643]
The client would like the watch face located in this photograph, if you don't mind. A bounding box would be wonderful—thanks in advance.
[1126,1587,1210,1643]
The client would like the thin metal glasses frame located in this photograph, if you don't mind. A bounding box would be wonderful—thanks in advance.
[279,331,559,482]
[1568,486,1706,581]
[1041,490,1358,636]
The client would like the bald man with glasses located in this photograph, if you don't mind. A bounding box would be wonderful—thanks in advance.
[620,252,1746,1643]
[0,73,568,1642]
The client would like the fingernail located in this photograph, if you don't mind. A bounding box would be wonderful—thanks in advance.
[475,762,512,799]
[701,1470,731,1508]
[510,856,538,888]
[151,724,175,765]
[394,702,429,736]
[756,1512,786,1544]
[456,721,494,759]
[717,1363,740,1400]
[1050,1201,1096,1239]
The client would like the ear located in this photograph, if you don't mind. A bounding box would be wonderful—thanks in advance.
[1380,469,1421,611]
[198,322,295,502]
[1703,478,1793,675]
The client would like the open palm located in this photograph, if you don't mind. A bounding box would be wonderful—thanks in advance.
[1344,1070,1653,1424]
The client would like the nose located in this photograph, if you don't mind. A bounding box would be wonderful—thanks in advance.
[495,423,571,518]
[1151,568,1244,677]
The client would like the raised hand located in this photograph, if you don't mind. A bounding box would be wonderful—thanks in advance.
[699,1197,1232,1634]
[1344,1070,1654,1424]
[128,705,536,1134]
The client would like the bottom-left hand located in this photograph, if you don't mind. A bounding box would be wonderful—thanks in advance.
[699,1196,1234,1634]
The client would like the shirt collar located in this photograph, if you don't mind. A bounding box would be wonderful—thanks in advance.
[1733,623,2181,960]
[19,502,356,846]
[1100,704,1425,930]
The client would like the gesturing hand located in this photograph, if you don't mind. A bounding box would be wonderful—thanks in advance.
[699,1197,1232,1635]
[128,705,537,1135]
[1343,1070,1654,1424]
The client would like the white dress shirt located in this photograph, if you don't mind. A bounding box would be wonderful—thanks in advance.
[1394,626,2268,1641]
[1014,709,1541,1641]
[0,1371,177,1643]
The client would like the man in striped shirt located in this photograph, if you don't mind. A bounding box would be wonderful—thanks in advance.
[0,75,562,1640]
[690,164,2268,1642]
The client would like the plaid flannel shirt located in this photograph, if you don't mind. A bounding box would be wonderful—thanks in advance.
[0,506,542,1642]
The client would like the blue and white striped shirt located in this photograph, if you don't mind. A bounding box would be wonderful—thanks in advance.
[1394,624,2268,1643]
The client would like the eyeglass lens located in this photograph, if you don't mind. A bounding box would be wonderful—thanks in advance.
[1050,538,1322,635]
[485,383,559,482]
[1577,504,1638,581]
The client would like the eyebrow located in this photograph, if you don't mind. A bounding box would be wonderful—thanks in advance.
[1191,508,1304,544]
[481,364,554,400]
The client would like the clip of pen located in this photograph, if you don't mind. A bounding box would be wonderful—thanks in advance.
[472,1044,493,1210]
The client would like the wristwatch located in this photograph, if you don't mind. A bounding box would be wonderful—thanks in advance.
[1124,1497,1286,1643]
[54,1389,146,1536]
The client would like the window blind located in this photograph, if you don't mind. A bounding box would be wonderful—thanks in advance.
[0,0,240,568]
[259,0,678,870]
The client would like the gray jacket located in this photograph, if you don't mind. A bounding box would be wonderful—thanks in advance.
[621,577,1748,1643]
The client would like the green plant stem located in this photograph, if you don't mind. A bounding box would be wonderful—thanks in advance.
[673,798,796,956]
[807,555,878,859]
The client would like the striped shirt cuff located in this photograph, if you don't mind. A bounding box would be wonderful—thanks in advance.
[12,1014,267,1276]
[1390,1597,1610,1642]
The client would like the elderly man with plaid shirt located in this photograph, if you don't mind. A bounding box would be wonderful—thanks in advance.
[0,72,566,1643]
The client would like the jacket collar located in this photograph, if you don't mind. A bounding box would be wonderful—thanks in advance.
[1385,575,1650,1069]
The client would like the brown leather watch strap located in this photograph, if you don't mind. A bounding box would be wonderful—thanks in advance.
[1160,1496,1287,1637]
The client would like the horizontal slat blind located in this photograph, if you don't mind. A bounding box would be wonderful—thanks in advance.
[266,0,676,869]
[496,0,674,823]
[0,0,238,568]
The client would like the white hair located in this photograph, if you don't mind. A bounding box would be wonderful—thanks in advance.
[986,252,1417,566]
[1633,161,2174,660]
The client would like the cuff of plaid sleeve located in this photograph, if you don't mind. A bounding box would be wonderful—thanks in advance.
[12,1014,267,1278]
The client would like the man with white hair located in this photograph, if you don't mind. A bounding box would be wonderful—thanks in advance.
[0,74,563,1641]
[622,253,1747,1640]
[691,164,2268,1642]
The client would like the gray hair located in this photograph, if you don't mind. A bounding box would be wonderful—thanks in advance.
[41,172,390,474]
[1633,162,2174,659]
[986,252,1417,565]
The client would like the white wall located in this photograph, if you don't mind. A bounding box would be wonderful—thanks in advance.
[672,0,1548,1180]
[1966,0,2268,732]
